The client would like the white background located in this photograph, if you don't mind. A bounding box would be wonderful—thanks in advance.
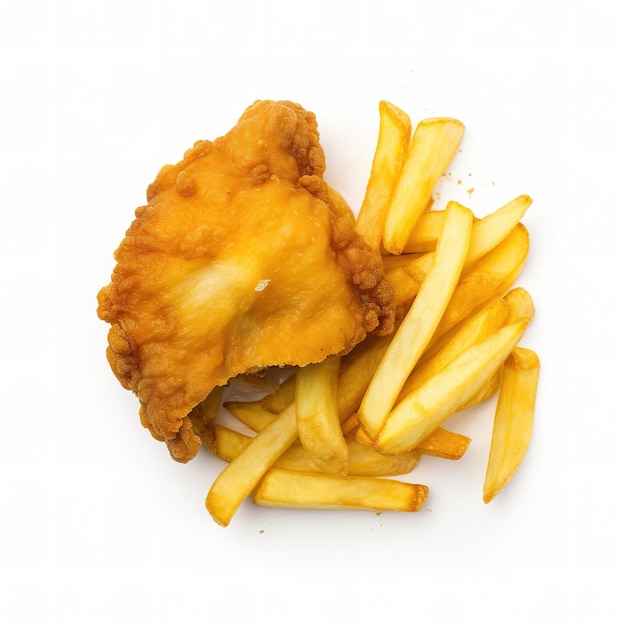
[1,1,624,624]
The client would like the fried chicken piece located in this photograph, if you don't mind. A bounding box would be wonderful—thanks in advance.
[97,100,394,462]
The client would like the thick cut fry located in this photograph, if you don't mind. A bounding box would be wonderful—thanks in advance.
[402,210,447,253]
[460,195,532,273]
[355,100,412,251]
[483,347,540,503]
[358,202,473,439]
[212,424,420,476]
[387,196,532,314]
[295,356,348,475]
[224,400,276,432]
[413,427,471,461]
[455,369,501,412]
[382,252,424,273]
[504,286,536,322]
[375,317,531,455]
[383,117,465,254]
[206,403,298,526]
[260,374,296,413]
[431,222,530,342]
[212,423,251,460]
[228,335,393,436]
[341,440,421,476]
[354,423,471,461]
[254,469,428,512]
[398,296,510,403]
[337,334,394,423]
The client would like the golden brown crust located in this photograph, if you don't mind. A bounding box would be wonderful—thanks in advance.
[98,100,394,462]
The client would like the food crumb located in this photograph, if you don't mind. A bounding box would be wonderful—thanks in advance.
[259,529,265,534]
[467,187,475,197]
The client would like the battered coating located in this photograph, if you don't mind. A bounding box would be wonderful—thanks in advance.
[97,100,394,462]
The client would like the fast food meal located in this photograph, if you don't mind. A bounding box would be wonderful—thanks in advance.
[98,99,539,526]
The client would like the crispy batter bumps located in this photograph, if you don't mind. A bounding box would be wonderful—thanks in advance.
[97,100,394,462]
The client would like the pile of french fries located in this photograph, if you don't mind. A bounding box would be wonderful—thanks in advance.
[191,101,540,526]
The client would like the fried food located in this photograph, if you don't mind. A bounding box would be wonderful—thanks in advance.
[483,347,540,503]
[98,97,539,525]
[97,100,395,463]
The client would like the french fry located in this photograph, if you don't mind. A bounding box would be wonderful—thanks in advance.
[398,296,510,403]
[355,100,412,251]
[337,333,394,423]
[254,469,429,512]
[483,347,540,503]
[224,400,276,432]
[342,440,420,476]
[413,427,471,461]
[402,209,448,253]
[260,374,296,413]
[382,252,425,274]
[504,286,536,322]
[383,117,465,254]
[460,195,532,273]
[386,196,532,313]
[354,423,471,461]
[455,368,501,412]
[212,423,251,460]
[212,424,420,476]
[431,222,530,342]
[375,316,531,455]
[228,335,392,436]
[295,355,348,475]
[358,202,473,439]
[206,402,298,526]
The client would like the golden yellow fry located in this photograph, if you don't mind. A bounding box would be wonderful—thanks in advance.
[413,427,471,461]
[383,266,423,319]
[432,222,530,341]
[355,100,412,251]
[295,355,348,475]
[483,347,540,503]
[353,426,374,447]
[358,202,473,439]
[375,316,531,455]
[341,413,360,436]
[253,469,429,512]
[206,402,298,526]
[504,286,536,322]
[386,196,532,314]
[260,374,296,413]
[398,296,510,403]
[353,422,471,462]
[212,424,420,476]
[455,369,501,412]
[460,194,532,273]
[212,423,251,460]
[382,252,424,274]
[402,210,448,253]
[383,117,465,254]
[337,333,394,423]
[228,335,393,436]
[224,400,276,432]
[343,439,421,476]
